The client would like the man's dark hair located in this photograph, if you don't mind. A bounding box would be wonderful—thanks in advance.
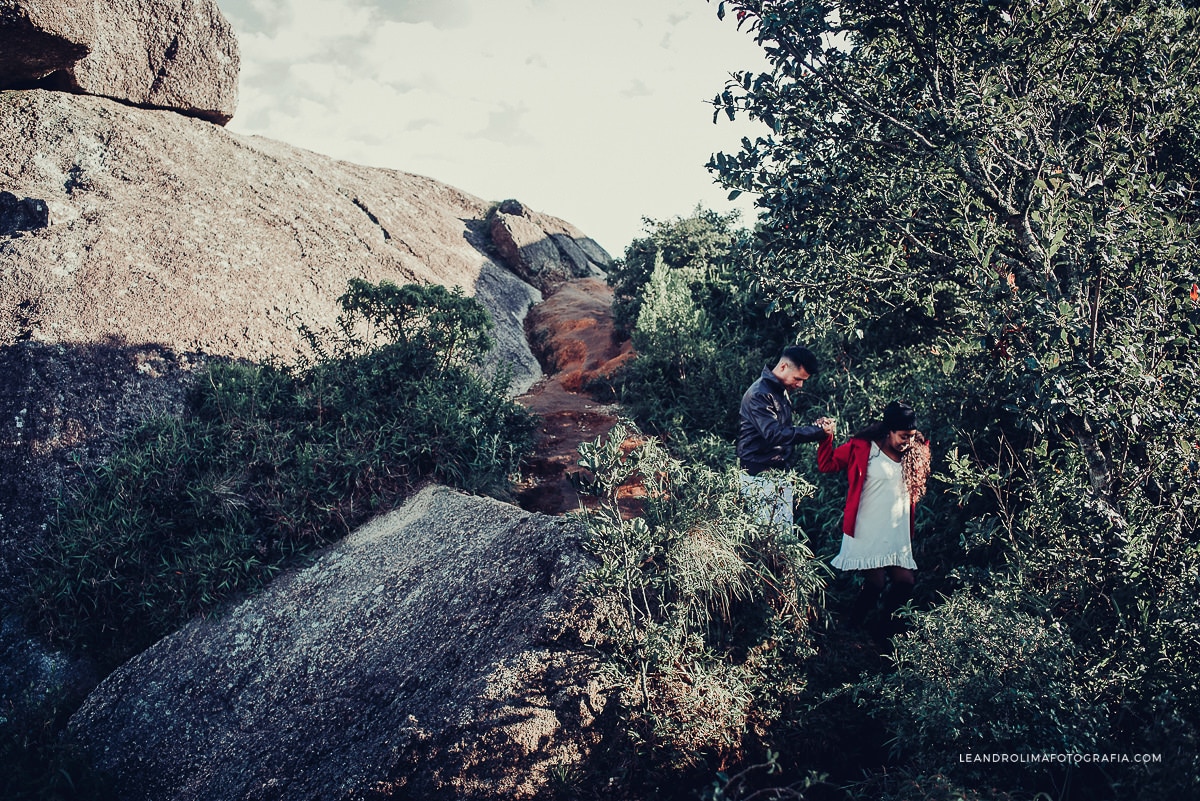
[780,345,819,375]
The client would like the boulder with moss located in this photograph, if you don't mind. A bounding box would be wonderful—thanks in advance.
[67,484,608,800]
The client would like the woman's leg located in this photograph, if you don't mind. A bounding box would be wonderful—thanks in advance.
[847,568,887,629]
[880,566,915,634]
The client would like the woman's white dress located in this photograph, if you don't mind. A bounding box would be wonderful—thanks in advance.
[831,442,918,571]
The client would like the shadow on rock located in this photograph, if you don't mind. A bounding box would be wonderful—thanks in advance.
[0,338,206,606]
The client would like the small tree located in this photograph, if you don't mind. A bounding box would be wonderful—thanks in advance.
[609,208,751,335]
[608,209,798,443]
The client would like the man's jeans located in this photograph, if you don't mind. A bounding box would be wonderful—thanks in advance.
[738,471,793,533]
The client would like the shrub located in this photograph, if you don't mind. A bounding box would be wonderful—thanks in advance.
[877,589,1107,758]
[607,209,795,441]
[574,421,826,770]
[27,280,535,669]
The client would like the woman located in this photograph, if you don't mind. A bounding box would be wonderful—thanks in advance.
[817,401,931,637]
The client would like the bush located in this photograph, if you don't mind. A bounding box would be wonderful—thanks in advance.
[574,421,826,773]
[878,589,1107,759]
[869,441,1200,800]
[27,280,536,669]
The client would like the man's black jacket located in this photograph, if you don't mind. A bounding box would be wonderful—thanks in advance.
[737,367,824,475]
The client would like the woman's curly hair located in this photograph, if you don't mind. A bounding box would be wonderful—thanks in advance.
[853,416,931,503]
[903,432,931,503]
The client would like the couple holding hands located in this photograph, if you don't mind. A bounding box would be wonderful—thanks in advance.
[737,345,932,639]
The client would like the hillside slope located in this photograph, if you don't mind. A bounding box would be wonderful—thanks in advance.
[0,87,612,600]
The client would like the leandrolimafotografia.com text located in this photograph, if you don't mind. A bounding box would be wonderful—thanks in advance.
[959,752,1163,766]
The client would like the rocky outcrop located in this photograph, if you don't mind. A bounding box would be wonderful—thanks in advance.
[0,0,239,125]
[525,278,634,394]
[68,485,606,801]
[0,341,207,611]
[489,198,612,293]
[0,91,546,376]
[0,89,614,610]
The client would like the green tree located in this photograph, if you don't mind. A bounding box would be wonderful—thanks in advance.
[609,208,752,335]
[309,278,494,371]
[608,209,799,443]
[708,1,1200,797]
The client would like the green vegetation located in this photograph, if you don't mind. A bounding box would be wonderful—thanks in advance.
[582,1,1200,798]
[27,279,535,670]
[9,279,535,800]
[9,3,1200,798]
[573,421,826,784]
[604,208,793,447]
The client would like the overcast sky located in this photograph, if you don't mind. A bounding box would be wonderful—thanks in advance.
[219,0,771,257]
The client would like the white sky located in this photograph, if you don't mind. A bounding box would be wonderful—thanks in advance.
[220,0,772,257]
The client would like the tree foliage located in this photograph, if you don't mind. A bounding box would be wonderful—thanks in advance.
[610,208,753,334]
[705,0,1200,797]
[608,209,796,442]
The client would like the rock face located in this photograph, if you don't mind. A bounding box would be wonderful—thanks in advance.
[489,198,612,293]
[0,88,611,609]
[525,279,634,394]
[0,341,207,613]
[68,485,605,801]
[0,0,239,125]
[0,90,553,375]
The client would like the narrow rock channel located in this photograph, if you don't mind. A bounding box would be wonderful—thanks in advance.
[512,278,633,515]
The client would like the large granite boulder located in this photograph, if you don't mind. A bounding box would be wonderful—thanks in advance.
[0,90,546,378]
[489,198,613,293]
[68,485,607,800]
[0,0,239,125]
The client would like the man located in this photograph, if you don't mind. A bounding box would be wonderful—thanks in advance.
[737,345,835,530]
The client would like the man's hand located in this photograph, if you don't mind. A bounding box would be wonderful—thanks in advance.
[814,416,836,438]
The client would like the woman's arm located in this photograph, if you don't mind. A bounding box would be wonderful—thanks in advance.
[817,435,853,473]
